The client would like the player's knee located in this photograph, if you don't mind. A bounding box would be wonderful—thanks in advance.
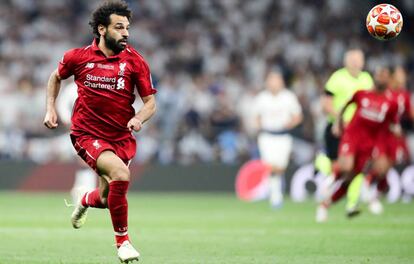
[109,166,130,181]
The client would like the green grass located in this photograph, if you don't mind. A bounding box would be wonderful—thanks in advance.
[0,192,413,264]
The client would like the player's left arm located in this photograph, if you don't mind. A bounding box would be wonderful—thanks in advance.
[127,94,156,132]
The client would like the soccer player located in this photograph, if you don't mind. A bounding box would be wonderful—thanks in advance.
[364,66,412,214]
[316,66,399,222]
[253,68,303,208]
[318,49,374,213]
[43,1,156,262]
[57,83,97,205]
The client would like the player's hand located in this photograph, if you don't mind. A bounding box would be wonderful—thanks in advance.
[332,121,341,137]
[43,108,58,129]
[127,117,143,132]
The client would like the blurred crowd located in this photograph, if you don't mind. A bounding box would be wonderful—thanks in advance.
[1,0,414,165]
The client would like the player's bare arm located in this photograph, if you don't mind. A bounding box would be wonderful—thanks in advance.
[285,113,303,130]
[333,99,353,136]
[43,69,62,129]
[127,94,156,132]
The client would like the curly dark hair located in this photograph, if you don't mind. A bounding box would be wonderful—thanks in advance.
[89,1,132,38]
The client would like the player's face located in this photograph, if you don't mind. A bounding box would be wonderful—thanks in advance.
[393,66,406,89]
[265,72,284,93]
[374,68,390,89]
[103,14,130,53]
[344,50,364,72]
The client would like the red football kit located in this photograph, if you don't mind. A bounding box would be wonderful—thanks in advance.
[375,88,411,163]
[339,89,398,173]
[58,39,156,171]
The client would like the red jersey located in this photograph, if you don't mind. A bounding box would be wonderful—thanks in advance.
[386,88,412,124]
[58,39,156,141]
[345,89,398,137]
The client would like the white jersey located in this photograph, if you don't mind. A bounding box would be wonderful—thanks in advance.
[253,89,302,132]
[56,83,78,126]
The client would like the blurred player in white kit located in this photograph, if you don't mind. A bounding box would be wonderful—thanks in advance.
[57,83,97,204]
[253,69,303,208]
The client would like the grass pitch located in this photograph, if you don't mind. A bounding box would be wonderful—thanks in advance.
[0,192,413,264]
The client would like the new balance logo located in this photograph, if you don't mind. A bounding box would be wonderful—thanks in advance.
[85,63,95,69]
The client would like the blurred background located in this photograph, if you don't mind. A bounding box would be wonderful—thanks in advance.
[1,0,414,197]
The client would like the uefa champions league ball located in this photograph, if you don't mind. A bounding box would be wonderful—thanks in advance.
[366,3,403,41]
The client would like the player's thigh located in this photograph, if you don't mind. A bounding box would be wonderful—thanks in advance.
[96,150,130,181]
[372,154,391,176]
[337,154,354,173]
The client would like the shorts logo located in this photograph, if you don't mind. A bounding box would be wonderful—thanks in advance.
[85,62,95,69]
[92,140,101,149]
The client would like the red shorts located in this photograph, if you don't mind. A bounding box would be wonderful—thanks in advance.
[339,130,375,174]
[374,131,410,163]
[70,133,136,173]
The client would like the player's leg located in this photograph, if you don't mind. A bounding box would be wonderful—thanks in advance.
[96,150,139,262]
[258,134,292,208]
[368,155,391,215]
[71,157,97,204]
[72,176,108,228]
[345,173,364,215]
[316,154,355,222]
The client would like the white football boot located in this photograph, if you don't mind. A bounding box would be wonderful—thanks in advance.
[118,241,140,263]
[71,194,88,229]
[316,204,328,223]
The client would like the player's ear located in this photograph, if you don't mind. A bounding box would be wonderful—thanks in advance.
[98,24,106,37]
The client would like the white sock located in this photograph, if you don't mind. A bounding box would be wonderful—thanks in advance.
[269,174,283,205]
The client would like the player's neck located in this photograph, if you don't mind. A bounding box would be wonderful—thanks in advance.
[346,68,361,78]
[98,38,116,57]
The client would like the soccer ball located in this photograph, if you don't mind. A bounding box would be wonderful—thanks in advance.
[366,3,403,41]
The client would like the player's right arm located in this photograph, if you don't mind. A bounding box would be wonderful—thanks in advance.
[332,91,359,136]
[43,49,76,129]
[43,69,62,129]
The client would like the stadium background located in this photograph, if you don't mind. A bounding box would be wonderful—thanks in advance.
[1,0,414,193]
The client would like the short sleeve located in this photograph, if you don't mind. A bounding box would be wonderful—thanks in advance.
[58,49,77,79]
[325,71,340,95]
[133,59,157,97]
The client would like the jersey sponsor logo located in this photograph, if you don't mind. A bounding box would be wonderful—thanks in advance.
[84,74,117,90]
[360,102,389,122]
[85,62,95,69]
[117,77,125,90]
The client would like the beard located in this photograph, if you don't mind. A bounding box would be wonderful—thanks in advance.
[104,32,127,54]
